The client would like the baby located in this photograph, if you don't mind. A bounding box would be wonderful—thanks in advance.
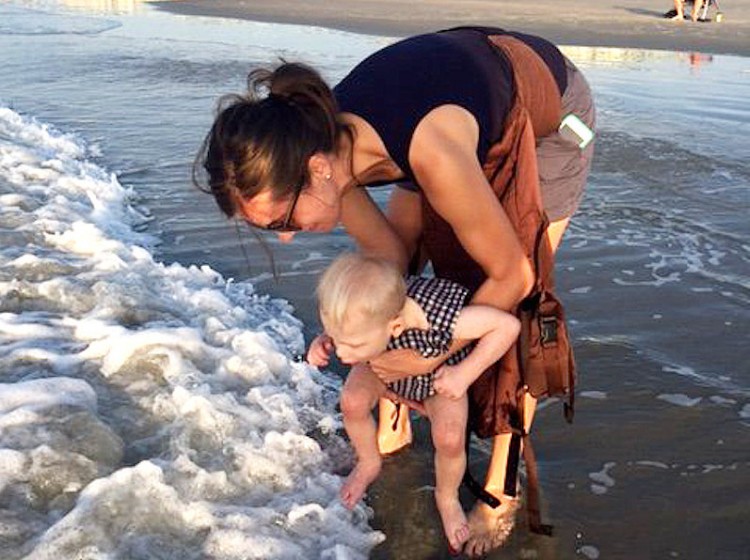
[307,253,520,552]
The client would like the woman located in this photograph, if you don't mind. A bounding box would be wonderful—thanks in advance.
[196,26,594,557]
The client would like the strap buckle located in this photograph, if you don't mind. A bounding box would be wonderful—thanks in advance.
[540,316,558,345]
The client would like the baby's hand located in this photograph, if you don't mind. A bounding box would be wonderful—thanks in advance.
[433,364,470,400]
[307,334,334,367]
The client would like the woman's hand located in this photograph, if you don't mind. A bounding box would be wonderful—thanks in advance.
[306,334,334,367]
[368,348,439,383]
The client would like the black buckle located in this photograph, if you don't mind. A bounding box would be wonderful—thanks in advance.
[540,316,558,345]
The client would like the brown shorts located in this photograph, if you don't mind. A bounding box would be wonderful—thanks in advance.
[537,57,596,222]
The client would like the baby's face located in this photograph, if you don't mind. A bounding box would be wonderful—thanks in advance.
[322,315,392,365]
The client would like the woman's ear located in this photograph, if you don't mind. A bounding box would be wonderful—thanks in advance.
[308,153,332,182]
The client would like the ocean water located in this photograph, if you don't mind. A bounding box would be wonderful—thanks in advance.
[0,2,748,559]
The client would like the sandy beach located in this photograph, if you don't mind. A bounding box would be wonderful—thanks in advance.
[153,0,750,56]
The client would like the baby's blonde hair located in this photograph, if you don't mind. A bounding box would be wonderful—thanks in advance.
[317,253,406,329]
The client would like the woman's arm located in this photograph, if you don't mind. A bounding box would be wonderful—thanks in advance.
[339,186,408,272]
[409,105,535,311]
[386,185,423,267]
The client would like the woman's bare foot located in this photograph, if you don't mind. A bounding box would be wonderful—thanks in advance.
[340,458,382,509]
[463,497,519,558]
[435,491,470,553]
[670,13,684,20]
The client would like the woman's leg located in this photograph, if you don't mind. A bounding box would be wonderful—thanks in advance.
[465,217,570,557]
[376,398,412,454]
[424,393,471,552]
[547,217,571,253]
[340,363,388,508]
[464,392,537,557]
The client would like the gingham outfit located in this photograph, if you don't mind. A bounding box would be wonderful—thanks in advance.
[387,276,472,401]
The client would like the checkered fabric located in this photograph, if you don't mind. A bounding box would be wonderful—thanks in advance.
[387,276,472,401]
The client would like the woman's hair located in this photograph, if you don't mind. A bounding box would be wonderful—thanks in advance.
[317,254,406,329]
[193,61,346,217]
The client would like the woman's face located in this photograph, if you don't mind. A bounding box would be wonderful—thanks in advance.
[236,177,341,241]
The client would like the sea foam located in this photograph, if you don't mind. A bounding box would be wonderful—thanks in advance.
[0,106,382,558]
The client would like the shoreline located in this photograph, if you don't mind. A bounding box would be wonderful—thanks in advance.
[151,0,750,57]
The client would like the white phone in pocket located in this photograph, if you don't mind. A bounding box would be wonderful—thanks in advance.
[558,113,594,149]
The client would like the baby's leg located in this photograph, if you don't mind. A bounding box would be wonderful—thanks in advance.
[424,393,470,552]
[340,363,387,509]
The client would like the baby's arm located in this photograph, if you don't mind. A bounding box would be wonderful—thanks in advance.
[307,333,335,367]
[433,305,520,399]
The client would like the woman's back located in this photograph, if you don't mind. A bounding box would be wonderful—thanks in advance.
[334,27,566,178]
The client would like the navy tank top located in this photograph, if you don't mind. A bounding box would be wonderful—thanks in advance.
[334,27,567,180]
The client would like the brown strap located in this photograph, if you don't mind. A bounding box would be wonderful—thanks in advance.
[487,35,562,138]
[565,350,576,423]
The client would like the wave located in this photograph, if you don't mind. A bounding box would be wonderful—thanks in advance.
[0,106,382,559]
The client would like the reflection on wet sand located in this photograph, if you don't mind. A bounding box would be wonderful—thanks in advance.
[561,45,675,65]
[58,0,152,14]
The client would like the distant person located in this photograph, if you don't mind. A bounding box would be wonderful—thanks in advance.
[670,0,705,21]
[307,253,520,553]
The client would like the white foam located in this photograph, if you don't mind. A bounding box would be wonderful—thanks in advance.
[635,460,670,469]
[0,107,382,558]
[579,545,601,559]
[570,286,593,294]
[589,462,616,495]
[580,391,607,400]
[709,395,737,405]
[657,393,702,407]
[0,377,97,415]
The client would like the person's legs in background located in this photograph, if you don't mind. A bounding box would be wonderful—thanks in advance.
[671,0,685,20]
[691,0,705,21]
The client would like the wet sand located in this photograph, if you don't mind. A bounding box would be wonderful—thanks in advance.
[152,0,750,56]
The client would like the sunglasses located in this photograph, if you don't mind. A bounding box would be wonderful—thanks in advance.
[261,183,303,232]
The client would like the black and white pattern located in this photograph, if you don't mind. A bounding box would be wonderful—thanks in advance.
[386,276,473,401]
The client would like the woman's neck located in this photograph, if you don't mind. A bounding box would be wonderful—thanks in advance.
[337,113,404,189]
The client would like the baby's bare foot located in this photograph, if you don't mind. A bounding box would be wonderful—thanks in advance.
[435,491,470,553]
[340,459,381,509]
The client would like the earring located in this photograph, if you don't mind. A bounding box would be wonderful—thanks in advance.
[325,173,332,181]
